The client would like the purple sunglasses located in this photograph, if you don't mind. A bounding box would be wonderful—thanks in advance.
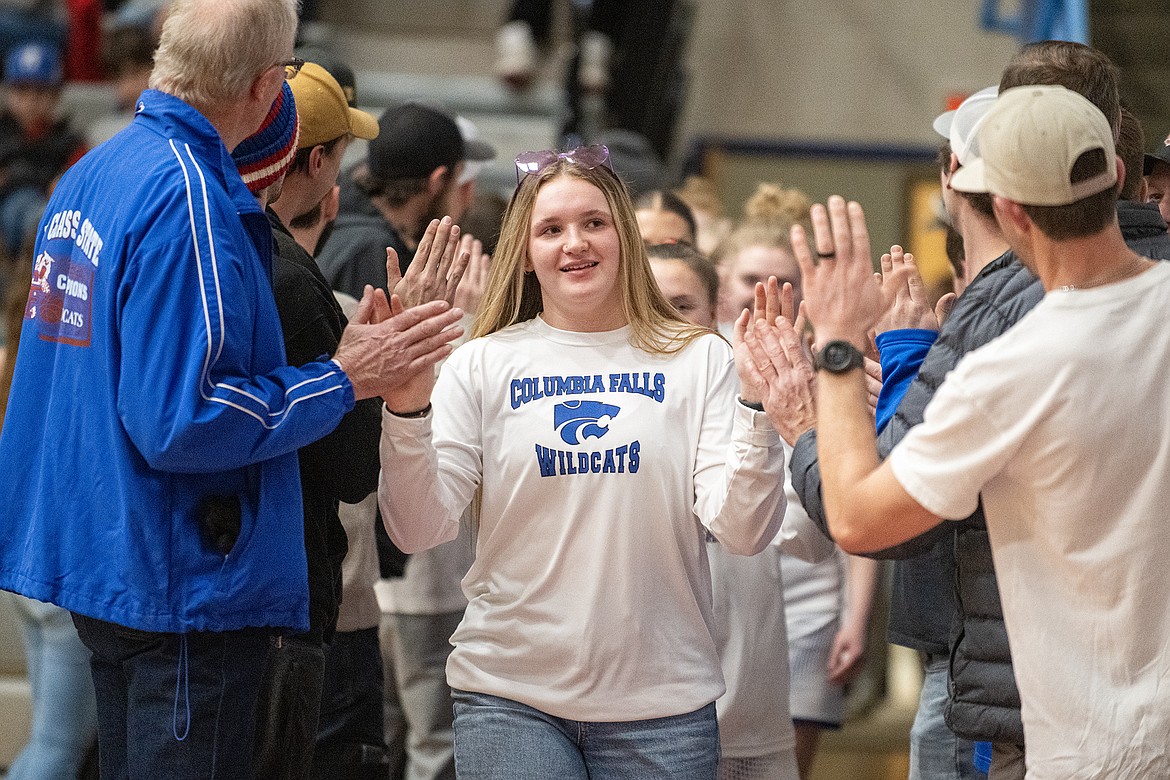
[514,144,612,185]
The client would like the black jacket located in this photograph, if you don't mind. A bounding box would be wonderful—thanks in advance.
[316,171,412,300]
[791,252,1042,657]
[269,210,383,642]
[0,111,84,197]
[306,176,414,578]
[791,203,1170,744]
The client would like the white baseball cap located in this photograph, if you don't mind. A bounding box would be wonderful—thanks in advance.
[932,86,998,167]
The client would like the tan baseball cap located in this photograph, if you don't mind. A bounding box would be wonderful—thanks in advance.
[289,61,379,149]
[951,85,1117,207]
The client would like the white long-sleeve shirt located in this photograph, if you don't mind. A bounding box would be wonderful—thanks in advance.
[379,317,786,721]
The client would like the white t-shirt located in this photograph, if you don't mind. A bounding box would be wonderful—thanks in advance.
[379,317,787,722]
[781,546,845,640]
[374,530,474,616]
[890,262,1170,780]
[711,441,835,759]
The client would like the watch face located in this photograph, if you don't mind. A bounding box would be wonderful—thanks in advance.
[820,340,863,373]
[824,342,848,367]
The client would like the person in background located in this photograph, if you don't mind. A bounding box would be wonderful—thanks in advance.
[317,102,494,297]
[0,248,97,780]
[676,175,733,257]
[714,184,880,780]
[0,40,85,255]
[646,242,718,325]
[1142,130,1170,227]
[647,239,834,780]
[372,113,496,780]
[86,21,157,146]
[636,188,697,246]
[269,52,399,780]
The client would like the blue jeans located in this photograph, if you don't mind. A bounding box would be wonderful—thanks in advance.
[72,613,271,780]
[452,690,719,780]
[5,595,97,780]
[909,653,982,780]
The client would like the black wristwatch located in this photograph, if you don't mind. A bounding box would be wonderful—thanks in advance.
[815,340,865,374]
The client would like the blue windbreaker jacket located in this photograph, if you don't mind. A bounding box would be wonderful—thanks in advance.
[0,90,355,633]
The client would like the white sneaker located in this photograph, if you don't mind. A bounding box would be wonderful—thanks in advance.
[496,20,537,91]
[577,30,613,94]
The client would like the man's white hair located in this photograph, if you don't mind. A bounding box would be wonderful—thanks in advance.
[150,0,298,109]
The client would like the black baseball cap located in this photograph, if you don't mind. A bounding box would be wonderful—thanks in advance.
[369,102,495,182]
[1144,138,1170,176]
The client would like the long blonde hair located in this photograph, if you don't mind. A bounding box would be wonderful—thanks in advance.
[472,158,711,353]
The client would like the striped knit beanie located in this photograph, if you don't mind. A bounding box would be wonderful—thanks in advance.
[233,81,300,195]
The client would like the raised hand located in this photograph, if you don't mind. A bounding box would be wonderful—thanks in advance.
[733,276,786,404]
[791,196,910,350]
[875,245,939,334]
[740,316,818,446]
[333,297,464,401]
[390,216,470,309]
[452,233,491,316]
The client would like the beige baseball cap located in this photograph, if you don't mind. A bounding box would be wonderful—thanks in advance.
[289,61,379,149]
[950,85,1117,207]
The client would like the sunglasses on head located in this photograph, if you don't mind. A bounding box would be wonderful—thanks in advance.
[514,144,612,185]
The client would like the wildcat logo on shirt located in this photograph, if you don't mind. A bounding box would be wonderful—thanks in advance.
[521,372,665,478]
[554,400,620,445]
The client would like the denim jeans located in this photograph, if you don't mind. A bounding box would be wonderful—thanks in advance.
[5,595,97,780]
[909,653,982,780]
[452,690,719,780]
[72,613,270,780]
[314,627,390,780]
[253,633,326,780]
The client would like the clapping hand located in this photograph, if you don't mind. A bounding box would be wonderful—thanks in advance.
[387,216,470,310]
[874,245,940,335]
[791,196,909,351]
[733,278,819,446]
[452,232,491,316]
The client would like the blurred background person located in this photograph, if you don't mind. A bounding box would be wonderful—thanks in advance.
[636,188,697,246]
[0,40,85,255]
[714,183,880,780]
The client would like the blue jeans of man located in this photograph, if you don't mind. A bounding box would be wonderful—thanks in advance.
[5,595,97,780]
[909,653,982,780]
[72,613,270,780]
[452,690,719,780]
